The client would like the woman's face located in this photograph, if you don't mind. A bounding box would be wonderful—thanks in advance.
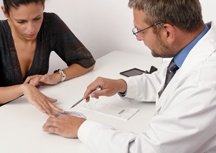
[4,2,44,41]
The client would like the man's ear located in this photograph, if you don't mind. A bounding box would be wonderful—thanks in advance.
[1,6,9,18]
[160,23,176,44]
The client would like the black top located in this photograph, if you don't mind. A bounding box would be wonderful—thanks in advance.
[0,12,95,86]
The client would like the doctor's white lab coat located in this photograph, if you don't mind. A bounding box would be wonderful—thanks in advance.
[78,22,216,153]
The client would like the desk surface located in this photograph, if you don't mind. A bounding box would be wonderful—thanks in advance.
[0,51,161,153]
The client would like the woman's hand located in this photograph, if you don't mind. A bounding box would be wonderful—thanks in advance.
[21,84,63,115]
[24,73,61,87]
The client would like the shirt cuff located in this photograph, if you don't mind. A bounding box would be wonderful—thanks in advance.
[118,91,127,97]
[78,120,109,144]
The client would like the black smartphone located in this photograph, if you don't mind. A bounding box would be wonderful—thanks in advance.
[120,68,146,77]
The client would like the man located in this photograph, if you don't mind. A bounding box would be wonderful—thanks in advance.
[43,0,216,152]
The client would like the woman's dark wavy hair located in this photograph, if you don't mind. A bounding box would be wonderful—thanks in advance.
[3,0,45,14]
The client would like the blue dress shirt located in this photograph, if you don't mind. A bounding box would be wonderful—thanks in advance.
[174,25,209,68]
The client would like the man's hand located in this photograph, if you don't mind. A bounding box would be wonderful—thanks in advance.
[43,114,86,138]
[83,77,127,102]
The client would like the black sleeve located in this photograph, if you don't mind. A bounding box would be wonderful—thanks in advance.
[44,13,95,68]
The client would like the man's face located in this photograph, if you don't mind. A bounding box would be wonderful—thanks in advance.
[133,9,173,58]
[4,2,44,41]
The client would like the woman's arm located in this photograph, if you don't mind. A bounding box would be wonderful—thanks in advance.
[0,84,24,103]
[0,84,63,115]
[62,63,94,81]
[24,63,94,86]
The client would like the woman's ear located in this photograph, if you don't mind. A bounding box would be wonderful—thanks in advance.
[1,6,9,18]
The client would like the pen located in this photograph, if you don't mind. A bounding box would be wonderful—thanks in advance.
[70,98,84,108]
[70,86,101,108]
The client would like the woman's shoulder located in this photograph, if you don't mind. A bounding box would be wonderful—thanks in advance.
[42,12,68,32]
[43,12,62,23]
[0,20,10,39]
[0,20,7,31]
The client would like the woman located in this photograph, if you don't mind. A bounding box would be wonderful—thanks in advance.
[0,0,95,114]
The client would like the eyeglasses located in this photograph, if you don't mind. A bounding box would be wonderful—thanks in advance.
[132,22,162,37]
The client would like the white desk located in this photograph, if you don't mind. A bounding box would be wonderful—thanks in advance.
[0,51,161,153]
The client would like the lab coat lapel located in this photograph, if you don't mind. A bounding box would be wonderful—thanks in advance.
[156,22,216,113]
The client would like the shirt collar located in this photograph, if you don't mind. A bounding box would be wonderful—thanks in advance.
[174,24,209,68]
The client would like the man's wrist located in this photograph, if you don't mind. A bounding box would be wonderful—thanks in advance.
[117,79,127,97]
[118,79,127,93]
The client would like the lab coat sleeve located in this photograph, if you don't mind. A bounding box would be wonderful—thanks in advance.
[122,67,165,102]
[78,82,216,153]
[78,120,156,153]
[78,120,134,153]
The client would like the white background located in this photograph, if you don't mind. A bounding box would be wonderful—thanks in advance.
[0,0,215,70]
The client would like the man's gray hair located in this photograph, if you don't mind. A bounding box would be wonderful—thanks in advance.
[128,0,203,32]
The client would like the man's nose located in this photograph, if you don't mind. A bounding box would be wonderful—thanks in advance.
[136,35,143,41]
